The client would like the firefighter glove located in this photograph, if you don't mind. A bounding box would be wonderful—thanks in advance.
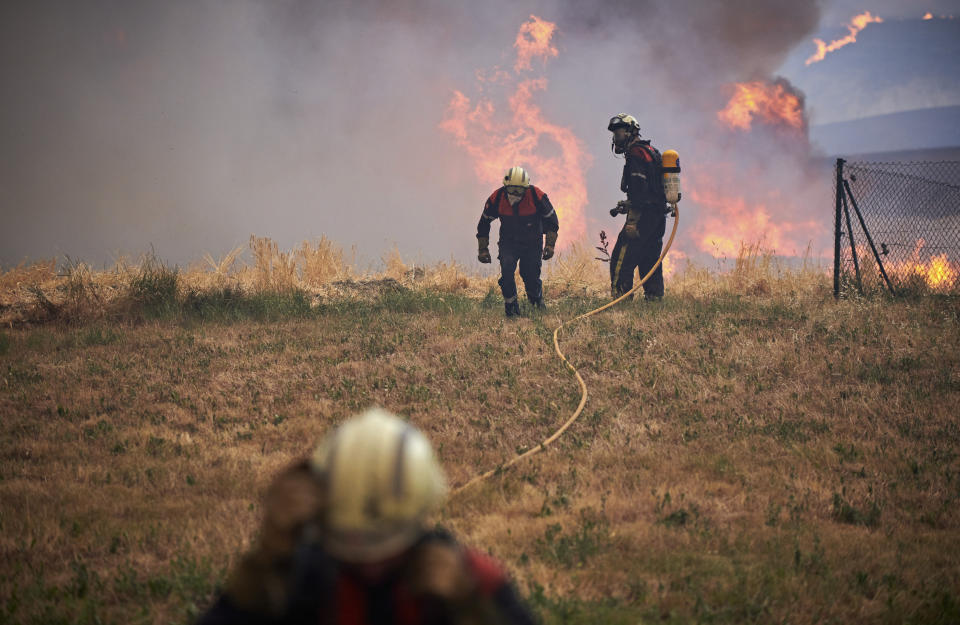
[623,222,640,239]
[611,199,631,217]
[477,237,491,264]
[409,542,475,602]
[543,231,557,260]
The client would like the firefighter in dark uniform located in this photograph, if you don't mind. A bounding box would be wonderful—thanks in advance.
[607,114,669,300]
[197,408,536,625]
[477,166,559,317]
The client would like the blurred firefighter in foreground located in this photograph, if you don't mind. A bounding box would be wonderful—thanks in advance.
[607,114,671,300]
[197,408,536,625]
[477,166,559,317]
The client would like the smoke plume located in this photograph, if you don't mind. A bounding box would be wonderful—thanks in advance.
[1,0,829,269]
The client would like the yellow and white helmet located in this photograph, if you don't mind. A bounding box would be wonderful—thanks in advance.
[503,166,530,187]
[607,113,640,133]
[310,407,447,563]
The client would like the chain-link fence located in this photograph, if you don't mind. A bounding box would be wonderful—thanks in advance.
[833,158,960,296]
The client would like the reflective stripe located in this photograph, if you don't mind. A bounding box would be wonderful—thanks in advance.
[542,208,555,217]
[504,296,517,304]
[631,172,647,178]
[612,244,629,287]
[481,214,495,221]
[392,427,413,497]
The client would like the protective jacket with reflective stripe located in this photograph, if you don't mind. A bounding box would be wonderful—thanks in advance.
[476,185,559,246]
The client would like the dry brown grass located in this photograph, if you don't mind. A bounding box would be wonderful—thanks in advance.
[1,237,498,325]
[295,236,354,287]
[544,242,607,297]
[1,241,958,624]
[194,246,245,291]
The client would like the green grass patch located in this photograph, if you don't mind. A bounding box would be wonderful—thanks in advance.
[535,508,611,568]
[183,288,313,321]
[129,256,180,318]
[81,325,121,346]
[831,492,882,528]
[0,553,225,625]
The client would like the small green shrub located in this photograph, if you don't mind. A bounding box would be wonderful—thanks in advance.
[129,255,180,317]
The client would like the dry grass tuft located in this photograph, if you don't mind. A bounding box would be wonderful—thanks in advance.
[545,242,607,297]
[671,242,829,301]
[0,258,57,293]
[382,244,409,283]
[250,235,298,293]
[195,245,245,291]
[296,236,354,287]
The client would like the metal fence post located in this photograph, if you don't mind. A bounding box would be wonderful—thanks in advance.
[834,158,844,299]
[841,186,863,294]
[843,179,897,296]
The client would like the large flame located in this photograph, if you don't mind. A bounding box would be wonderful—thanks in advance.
[440,15,590,246]
[891,239,959,291]
[699,76,821,259]
[805,11,883,65]
[686,181,820,258]
[514,14,558,71]
[717,81,805,132]
[842,238,959,291]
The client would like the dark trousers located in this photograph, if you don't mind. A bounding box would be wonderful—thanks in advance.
[498,241,543,304]
[610,213,666,298]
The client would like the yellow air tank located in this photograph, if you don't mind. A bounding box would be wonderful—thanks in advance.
[662,150,681,204]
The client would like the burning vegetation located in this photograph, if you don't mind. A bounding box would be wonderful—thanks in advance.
[716,80,806,133]
[440,15,590,247]
[806,11,884,65]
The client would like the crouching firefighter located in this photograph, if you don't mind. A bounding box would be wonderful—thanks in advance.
[477,166,559,317]
[607,113,671,300]
[197,408,537,625]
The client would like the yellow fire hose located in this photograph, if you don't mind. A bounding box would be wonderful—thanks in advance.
[452,204,680,495]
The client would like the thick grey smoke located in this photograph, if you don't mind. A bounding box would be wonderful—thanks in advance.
[530,0,828,261]
[1,0,828,269]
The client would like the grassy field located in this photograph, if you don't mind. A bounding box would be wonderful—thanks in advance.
[1,241,958,624]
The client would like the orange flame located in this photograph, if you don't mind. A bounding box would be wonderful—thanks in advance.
[440,15,590,246]
[923,12,934,20]
[661,249,687,279]
[889,239,959,290]
[514,14,558,71]
[688,187,787,257]
[717,81,805,132]
[806,11,883,65]
[685,168,824,259]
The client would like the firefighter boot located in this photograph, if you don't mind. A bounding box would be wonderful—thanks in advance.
[504,301,521,317]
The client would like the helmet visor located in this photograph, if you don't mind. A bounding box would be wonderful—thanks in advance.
[608,116,627,131]
[323,521,424,563]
